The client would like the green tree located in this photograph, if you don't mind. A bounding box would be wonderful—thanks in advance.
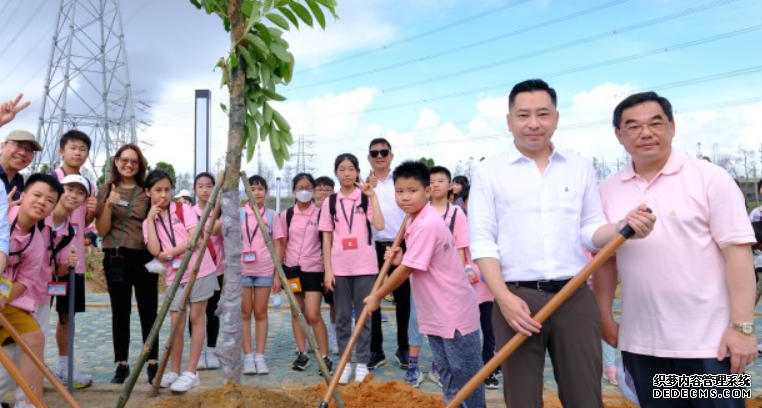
[419,157,435,169]
[154,161,177,186]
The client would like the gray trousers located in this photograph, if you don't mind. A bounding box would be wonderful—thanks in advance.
[493,284,603,408]
[334,275,375,364]
[429,330,486,408]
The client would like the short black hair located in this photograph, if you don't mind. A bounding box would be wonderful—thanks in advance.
[429,166,452,182]
[334,153,360,173]
[612,91,674,129]
[59,129,92,151]
[24,173,64,201]
[292,173,315,191]
[145,169,174,190]
[248,175,268,192]
[369,137,392,151]
[452,175,470,187]
[393,160,430,187]
[194,172,215,189]
[509,79,557,109]
[315,176,335,188]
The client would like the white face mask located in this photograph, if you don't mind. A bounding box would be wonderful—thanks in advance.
[295,190,314,203]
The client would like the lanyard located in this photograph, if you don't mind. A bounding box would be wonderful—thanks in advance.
[245,207,266,246]
[158,210,177,249]
[441,203,451,221]
[9,217,36,258]
[339,197,356,234]
[108,186,138,253]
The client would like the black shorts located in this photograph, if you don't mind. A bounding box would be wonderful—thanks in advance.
[300,271,325,293]
[55,273,86,314]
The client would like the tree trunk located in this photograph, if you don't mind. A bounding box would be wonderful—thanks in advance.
[215,0,246,385]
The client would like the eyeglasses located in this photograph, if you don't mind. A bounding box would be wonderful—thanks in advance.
[9,141,35,155]
[622,121,668,136]
[116,157,139,166]
[315,187,333,193]
[369,149,390,158]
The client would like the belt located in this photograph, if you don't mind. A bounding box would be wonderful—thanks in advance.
[508,279,572,293]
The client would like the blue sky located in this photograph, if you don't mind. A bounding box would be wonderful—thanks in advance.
[1,0,761,184]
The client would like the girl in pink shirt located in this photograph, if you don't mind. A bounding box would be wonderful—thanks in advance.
[319,153,384,384]
[241,175,285,375]
[143,170,217,393]
[191,172,224,370]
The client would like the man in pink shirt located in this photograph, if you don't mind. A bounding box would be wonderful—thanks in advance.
[595,91,757,408]
[366,161,484,408]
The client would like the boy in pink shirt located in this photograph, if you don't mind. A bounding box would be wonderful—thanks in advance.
[365,161,484,408]
[595,92,756,408]
[240,175,285,376]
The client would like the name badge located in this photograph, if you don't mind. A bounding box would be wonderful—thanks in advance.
[47,281,68,296]
[71,223,79,235]
[342,237,358,250]
[0,278,12,298]
[243,251,257,263]
[172,258,181,270]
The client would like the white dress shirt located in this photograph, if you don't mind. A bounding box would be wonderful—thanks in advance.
[373,172,406,242]
[469,142,607,281]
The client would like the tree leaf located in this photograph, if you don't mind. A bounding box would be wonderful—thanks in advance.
[269,127,281,152]
[260,65,270,88]
[253,109,264,126]
[271,108,290,132]
[270,43,289,62]
[273,149,285,169]
[189,0,202,10]
[313,0,338,18]
[265,13,290,30]
[243,34,269,58]
[263,101,273,124]
[254,23,271,44]
[281,130,293,145]
[305,0,325,29]
[260,123,270,142]
[220,102,228,114]
[246,115,258,162]
[281,145,291,160]
[229,51,239,68]
[263,0,274,12]
[288,2,313,27]
[276,7,299,28]
[268,26,284,38]
[241,0,254,17]
[262,88,286,102]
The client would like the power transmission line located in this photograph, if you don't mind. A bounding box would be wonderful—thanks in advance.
[0,1,25,38]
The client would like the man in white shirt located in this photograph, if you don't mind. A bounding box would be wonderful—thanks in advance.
[469,79,655,408]
[366,138,410,370]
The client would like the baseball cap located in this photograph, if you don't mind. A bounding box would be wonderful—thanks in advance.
[61,174,90,197]
[174,189,192,199]
[4,130,42,151]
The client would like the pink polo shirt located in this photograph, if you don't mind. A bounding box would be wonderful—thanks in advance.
[38,214,76,305]
[403,203,480,339]
[318,188,378,277]
[6,207,46,313]
[599,151,756,358]
[282,203,323,273]
[192,204,225,276]
[241,206,285,277]
[54,168,94,275]
[142,202,216,286]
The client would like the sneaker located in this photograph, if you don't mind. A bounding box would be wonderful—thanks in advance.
[206,350,220,369]
[292,352,310,371]
[405,365,424,388]
[383,294,394,303]
[355,363,369,382]
[56,367,93,389]
[329,336,339,355]
[367,351,386,370]
[110,363,130,384]
[146,363,158,385]
[484,373,500,389]
[339,364,352,385]
[196,350,208,370]
[320,356,334,376]
[604,366,619,385]
[494,367,502,378]
[254,356,269,375]
[758,341,762,354]
[428,362,442,388]
[243,355,257,375]
[170,371,200,393]
[159,371,179,388]
[395,350,409,369]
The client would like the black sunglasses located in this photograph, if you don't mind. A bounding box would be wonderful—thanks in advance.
[369,149,391,158]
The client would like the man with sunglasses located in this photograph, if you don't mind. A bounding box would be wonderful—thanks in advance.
[366,138,410,370]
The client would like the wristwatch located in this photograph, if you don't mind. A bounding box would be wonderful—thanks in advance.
[730,321,755,336]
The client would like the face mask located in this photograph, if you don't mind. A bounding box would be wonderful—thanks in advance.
[295,190,314,203]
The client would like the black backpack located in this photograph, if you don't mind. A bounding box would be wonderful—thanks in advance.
[38,221,76,270]
[328,193,371,245]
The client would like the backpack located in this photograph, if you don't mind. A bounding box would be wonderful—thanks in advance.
[175,203,219,265]
[329,193,371,245]
[38,221,76,270]
[286,206,323,250]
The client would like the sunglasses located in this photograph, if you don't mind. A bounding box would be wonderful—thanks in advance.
[116,157,140,166]
[369,149,391,158]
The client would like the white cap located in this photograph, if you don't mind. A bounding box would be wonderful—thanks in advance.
[60,175,90,197]
[174,189,192,199]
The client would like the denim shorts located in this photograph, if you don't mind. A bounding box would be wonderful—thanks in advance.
[242,275,274,288]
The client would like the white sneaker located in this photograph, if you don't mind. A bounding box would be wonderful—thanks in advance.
[197,350,208,370]
[55,367,93,389]
[170,371,200,392]
[206,349,221,369]
[758,342,762,353]
[339,364,352,385]
[355,363,369,382]
[243,355,257,375]
[159,371,179,388]
[254,356,269,375]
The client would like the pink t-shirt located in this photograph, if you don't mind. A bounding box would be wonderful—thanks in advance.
[241,206,285,277]
[318,188,378,277]
[142,202,216,286]
[38,214,76,305]
[54,168,94,275]
[402,203,480,339]
[282,203,323,273]
[6,207,46,313]
[192,204,225,276]
[599,152,756,358]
